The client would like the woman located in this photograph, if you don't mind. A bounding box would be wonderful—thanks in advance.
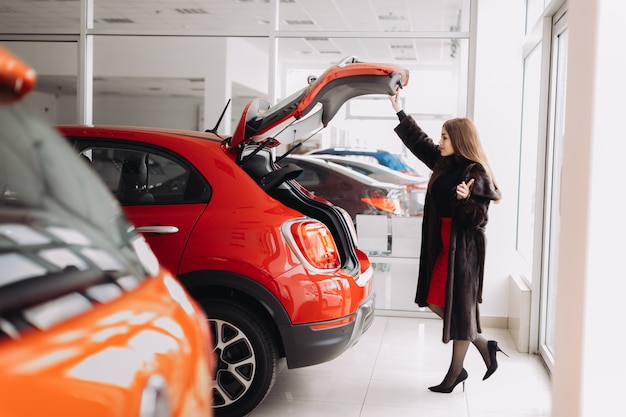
[389,92,504,393]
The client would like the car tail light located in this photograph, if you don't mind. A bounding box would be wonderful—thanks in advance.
[361,189,402,214]
[284,220,340,270]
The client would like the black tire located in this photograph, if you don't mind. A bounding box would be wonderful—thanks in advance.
[201,299,279,417]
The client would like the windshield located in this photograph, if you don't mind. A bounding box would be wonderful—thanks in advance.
[0,103,150,284]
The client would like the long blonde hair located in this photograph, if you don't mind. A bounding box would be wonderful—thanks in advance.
[442,117,499,197]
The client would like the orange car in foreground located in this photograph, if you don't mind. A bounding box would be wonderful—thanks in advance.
[0,46,214,416]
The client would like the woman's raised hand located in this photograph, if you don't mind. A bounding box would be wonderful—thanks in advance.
[456,178,475,200]
[389,91,402,113]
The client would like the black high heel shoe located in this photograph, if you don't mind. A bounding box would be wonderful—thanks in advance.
[483,340,509,380]
[428,368,468,393]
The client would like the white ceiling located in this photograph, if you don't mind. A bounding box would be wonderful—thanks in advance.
[0,0,469,98]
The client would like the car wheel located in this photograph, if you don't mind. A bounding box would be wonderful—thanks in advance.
[202,300,279,417]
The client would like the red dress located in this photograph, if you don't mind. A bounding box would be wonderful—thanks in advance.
[426,217,452,307]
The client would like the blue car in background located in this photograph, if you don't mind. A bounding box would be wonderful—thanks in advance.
[308,148,418,174]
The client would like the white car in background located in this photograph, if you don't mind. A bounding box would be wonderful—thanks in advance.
[310,155,428,216]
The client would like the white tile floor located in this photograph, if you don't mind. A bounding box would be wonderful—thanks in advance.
[248,315,552,417]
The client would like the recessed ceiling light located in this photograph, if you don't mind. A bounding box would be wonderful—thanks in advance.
[285,19,314,25]
[174,8,209,15]
[101,18,135,24]
[378,13,406,21]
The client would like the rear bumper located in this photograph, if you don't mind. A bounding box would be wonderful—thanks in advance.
[280,291,376,369]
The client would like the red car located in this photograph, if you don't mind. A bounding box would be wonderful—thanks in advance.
[60,57,408,417]
[0,46,214,417]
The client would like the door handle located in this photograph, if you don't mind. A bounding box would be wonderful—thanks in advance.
[135,226,179,234]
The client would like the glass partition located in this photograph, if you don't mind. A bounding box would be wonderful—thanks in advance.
[0,41,78,125]
[540,16,568,372]
[90,36,268,132]
[278,0,470,33]
[93,0,271,33]
[1,0,475,314]
[517,44,542,281]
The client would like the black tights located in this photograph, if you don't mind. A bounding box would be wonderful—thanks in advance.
[429,304,490,386]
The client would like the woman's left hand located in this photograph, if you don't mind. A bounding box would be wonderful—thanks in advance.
[456,178,475,200]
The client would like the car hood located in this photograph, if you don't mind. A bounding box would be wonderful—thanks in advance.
[229,56,409,148]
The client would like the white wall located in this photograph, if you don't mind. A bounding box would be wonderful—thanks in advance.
[472,1,525,320]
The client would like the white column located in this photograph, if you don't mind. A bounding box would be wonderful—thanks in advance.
[552,0,626,416]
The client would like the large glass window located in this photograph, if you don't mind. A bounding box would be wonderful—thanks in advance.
[93,0,271,33]
[0,0,80,33]
[277,38,469,164]
[526,0,545,33]
[540,10,568,371]
[278,0,470,33]
[0,40,78,126]
[91,35,268,132]
[517,45,542,281]
[2,0,475,314]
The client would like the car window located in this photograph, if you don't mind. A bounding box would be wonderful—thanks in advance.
[283,160,324,188]
[79,145,210,205]
[294,165,321,187]
[339,162,371,176]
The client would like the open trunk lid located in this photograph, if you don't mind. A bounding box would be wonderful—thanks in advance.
[229,56,408,149]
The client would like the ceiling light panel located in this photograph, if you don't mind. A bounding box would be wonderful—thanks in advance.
[3,0,469,99]
[91,0,272,32]
[279,0,361,32]
[0,0,469,33]
[0,0,80,32]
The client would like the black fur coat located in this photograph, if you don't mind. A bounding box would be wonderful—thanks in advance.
[394,115,501,343]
